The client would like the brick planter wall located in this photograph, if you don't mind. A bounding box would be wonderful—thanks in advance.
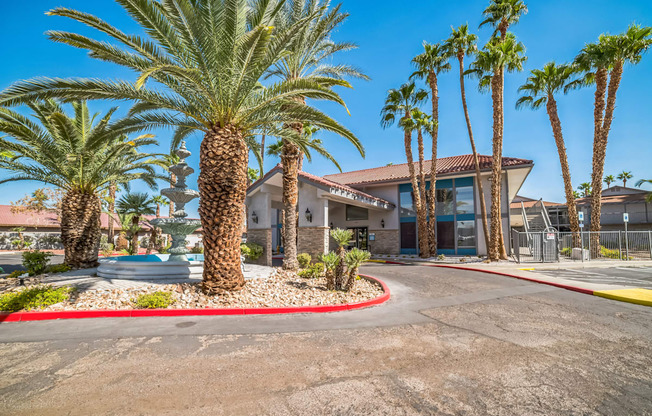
[369,229,400,255]
[297,227,329,260]
[246,228,272,266]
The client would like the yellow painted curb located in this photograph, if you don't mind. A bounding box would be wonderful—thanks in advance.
[366,259,387,263]
[519,268,536,271]
[594,288,652,307]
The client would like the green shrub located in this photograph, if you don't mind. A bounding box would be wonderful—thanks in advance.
[22,250,54,276]
[297,253,312,268]
[560,247,572,256]
[241,242,263,261]
[600,245,621,259]
[46,264,71,274]
[0,267,4,274]
[135,291,174,309]
[159,243,171,254]
[0,285,72,312]
[190,246,204,254]
[298,262,324,279]
[437,254,445,261]
[7,270,27,279]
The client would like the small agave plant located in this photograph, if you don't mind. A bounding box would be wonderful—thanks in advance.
[344,248,371,290]
[330,228,353,290]
[320,252,340,291]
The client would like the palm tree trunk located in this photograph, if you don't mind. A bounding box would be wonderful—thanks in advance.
[427,71,439,256]
[60,189,101,268]
[588,67,610,257]
[281,138,301,271]
[416,127,430,258]
[458,54,490,253]
[107,183,116,244]
[403,113,428,258]
[488,72,504,261]
[131,216,140,254]
[198,125,247,294]
[546,94,581,247]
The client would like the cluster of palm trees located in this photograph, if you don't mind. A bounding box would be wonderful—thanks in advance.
[0,0,364,293]
[576,171,637,198]
[381,0,528,261]
[383,0,650,261]
[518,24,651,254]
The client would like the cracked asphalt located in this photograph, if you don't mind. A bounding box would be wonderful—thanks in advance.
[1,263,651,415]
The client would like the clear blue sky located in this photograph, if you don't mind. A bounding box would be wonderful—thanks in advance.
[1,0,651,218]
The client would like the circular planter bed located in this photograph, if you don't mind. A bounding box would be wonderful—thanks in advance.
[0,270,389,322]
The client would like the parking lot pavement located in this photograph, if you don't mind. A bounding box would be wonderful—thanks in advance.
[532,266,652,289]
[0,253,64,274]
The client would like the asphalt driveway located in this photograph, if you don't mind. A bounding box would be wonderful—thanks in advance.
[1,263,651,415]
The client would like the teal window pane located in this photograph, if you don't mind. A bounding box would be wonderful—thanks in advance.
[456,186,474,215]
[400,191,416,217]
[436,188,454,215]
[457,220,476,248]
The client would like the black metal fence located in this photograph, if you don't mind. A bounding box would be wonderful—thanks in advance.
[512,229,652,263]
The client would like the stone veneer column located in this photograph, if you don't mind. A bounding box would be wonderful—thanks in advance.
[297,226,329,260]
[246,228,272,266]
[368,229,400,255]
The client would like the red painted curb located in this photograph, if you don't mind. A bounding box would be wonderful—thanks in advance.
[431,265,595,295]
[0,276,390,323]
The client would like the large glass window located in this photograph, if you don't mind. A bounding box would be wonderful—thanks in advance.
[457,221,476,248]
[436,188,454,215]
[400,222,417,249]
[400,191,416,217]
[346,205,368,221]
[455,186,474,215]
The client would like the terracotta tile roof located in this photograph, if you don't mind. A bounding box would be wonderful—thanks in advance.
[323,154,533,186]
[0,205,197,231]
[249,165,395,208]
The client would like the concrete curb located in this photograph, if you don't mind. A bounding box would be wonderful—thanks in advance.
[0,275,390,323]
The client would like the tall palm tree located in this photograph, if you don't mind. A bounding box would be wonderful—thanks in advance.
[617,171,633,187]
[575,24,651,253]
[578,182,592,198]
[411,43,450,257]
[603,174,615,188]
[0,1,361,293]
[411,109,435,256]
[635,179,652,203]
[467,34,527,261]
[265,0,367,271]
[381,82,429,257]
[516,62,582,245]
[0,100,162,268]
[443,24,491,252]
[480,0,528,40]
[116,192,155,254]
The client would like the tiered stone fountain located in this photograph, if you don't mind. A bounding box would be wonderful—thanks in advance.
[97,142,204,280]
[150,142,201,262]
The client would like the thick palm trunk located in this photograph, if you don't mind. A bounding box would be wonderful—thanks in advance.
[403,116,428,258]
[281,139,301,271]
[107,183,116,243]
[546,95,581,247]
[60,189,101,268]
[488,73,504,261]
[416,128,430,258]
[131,216,140,254]
[588,67,611,256]
[198,125,247,294]
[427,72,439,256]
[458,54,490,253]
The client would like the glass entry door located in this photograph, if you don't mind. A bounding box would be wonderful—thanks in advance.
[347,227,368,250]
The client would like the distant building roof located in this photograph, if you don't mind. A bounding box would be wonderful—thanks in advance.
[576,192,651,205]
[0,205,196,231]
[323,154,533,186]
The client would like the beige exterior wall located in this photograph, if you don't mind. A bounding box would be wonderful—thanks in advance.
[368,229,400,255]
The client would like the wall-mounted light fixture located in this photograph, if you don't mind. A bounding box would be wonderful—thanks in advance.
[381,219,385,228]
[305,208,313,223]
[330,222,334,229]
[251,211,258,224]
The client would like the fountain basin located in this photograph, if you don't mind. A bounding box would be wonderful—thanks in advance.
[98,254,204,280]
